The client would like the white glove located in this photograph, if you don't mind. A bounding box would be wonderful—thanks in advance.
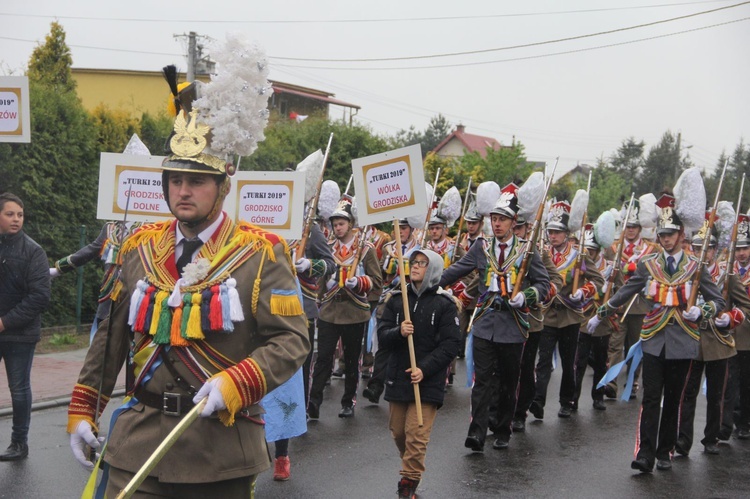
[586,316,601,334]
[682,306,701,322]
[569,289,585,303]
[295,258,311,273]
[714,313,731,328]
[326,277,337,290]
[508,292,525,309]
[345,277,358,290]
[49,268,60,278]
[70,421,104,471]
[193,378,227,418]
[601,281,610,294]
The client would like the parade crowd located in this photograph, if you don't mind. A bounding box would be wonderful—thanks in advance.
[1,38,749,499]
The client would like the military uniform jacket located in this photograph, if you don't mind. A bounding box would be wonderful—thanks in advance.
[693,262,746,361]
[544,241,605,329]
[318,238,383,325]
[607,251,725,360]
[426,237,466,269]
[582,254,624,337]
[605,237,658,316]
[67,215,310,483]
[294,223,336,320]
[722,262,750,352]
[528,249,564,333]
[439,235,550,343]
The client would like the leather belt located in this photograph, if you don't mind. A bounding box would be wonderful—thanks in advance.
[489,301,509,312]
[134,388,195,417]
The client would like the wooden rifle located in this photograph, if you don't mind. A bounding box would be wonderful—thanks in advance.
[688,159,728,307]
[723,172,745,308]
[511,158,558,300]
[296,133,334,258]
[420,167,442,248]
[572,171,593,293]
[451,177,473,264]
[604,193,635,304]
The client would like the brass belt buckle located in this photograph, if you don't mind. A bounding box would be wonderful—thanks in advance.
[163,392,182,416]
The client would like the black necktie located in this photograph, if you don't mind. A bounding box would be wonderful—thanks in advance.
[176,239,203,276]
[667,256,676,276]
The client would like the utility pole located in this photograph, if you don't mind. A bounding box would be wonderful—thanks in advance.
[187,31,197,82]
[675,131,682,186]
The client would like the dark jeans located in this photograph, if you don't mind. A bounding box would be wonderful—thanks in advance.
[514,331,541,421]
[468,337,523,442]
[678,358,729,449]
[637,351,692,465]
[722,355,740,436]
[0,342,36,444]
[310,320,366,409]
[574,333,610,405]
[534,324,579,408]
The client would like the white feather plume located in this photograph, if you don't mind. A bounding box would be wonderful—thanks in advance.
[568,189,589,233]
[610,207,623,240]
[437,186,462,226]
[717,200,736,249]
[517,172,545,220]
[674,167,706,233]
[407,182,434,229]
[296,150,324,202]
[193,33,271,159]
[638,193,658,228]
[476,181,500,217]
[351,196,360,227]
[317,180,340,221]
[594,211,616,248]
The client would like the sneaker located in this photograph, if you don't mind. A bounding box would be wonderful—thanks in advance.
[558,405,572,418]
[307,401,320,420]
[338,406,354,418]
[397,477,420,498]
[603,384,617,399]
[273,456,291,481]
[331,367,345,378]
[0,442,28,461]
[529,400,544,420]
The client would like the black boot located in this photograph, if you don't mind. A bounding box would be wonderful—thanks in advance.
[0,442,28,461]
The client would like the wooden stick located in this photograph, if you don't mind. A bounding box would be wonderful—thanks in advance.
[116,399,207,499]
[393,217,423,426]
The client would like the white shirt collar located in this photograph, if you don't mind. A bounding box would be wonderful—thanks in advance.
[175,212,225,259]
[663,249,683,264]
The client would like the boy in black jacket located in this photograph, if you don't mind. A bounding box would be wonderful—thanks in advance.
[378,249,461,498]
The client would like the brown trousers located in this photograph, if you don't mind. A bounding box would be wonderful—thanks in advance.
[107,466,256,498]
[388,401,438,482]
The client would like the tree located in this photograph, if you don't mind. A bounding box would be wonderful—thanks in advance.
[391,114,452,157]
[0,23,101,327]
[610,137,645,192]
[90,104,140,154]
[635,131,692,195]
[138,111,174,156]
[26,22,75,92]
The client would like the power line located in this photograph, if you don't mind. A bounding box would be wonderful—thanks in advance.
[273,16,750,70]
[0,36,182,57]
[0,1,735,24]
[270,1,750,62]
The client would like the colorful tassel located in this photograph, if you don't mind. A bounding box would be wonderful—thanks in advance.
[186,293,204,340]
[220,283,234,332]
[148,290,168,337]
[226,278,244,322]
[134,285,155,333]
[128,280,147,327]
[270,289,304,316]
[210,285,224,331]
[153,295,172,345]
[201,289,212,333]
[169,303,189,346]
[181,294,192,339]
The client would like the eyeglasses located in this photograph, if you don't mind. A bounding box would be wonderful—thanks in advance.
[411,260,429,268]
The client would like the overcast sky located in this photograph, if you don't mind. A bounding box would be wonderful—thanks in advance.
[2,0,748,177]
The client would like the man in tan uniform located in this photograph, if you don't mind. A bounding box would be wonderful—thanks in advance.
[67,81,309,497]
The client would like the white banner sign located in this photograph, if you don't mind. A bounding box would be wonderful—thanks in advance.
[351,144,426,226]
[97,152,173,222]
[230,171,305,240]
[0,76,30,143]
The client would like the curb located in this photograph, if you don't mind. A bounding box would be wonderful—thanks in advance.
[0,388,126,418]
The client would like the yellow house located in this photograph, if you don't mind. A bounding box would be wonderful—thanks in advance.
[71,68,360,121]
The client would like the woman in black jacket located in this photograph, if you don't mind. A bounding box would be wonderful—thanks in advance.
[378,249,460,498]
[0,193,51,461]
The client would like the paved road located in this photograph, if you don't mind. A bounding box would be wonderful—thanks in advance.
[0,357,748,498]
